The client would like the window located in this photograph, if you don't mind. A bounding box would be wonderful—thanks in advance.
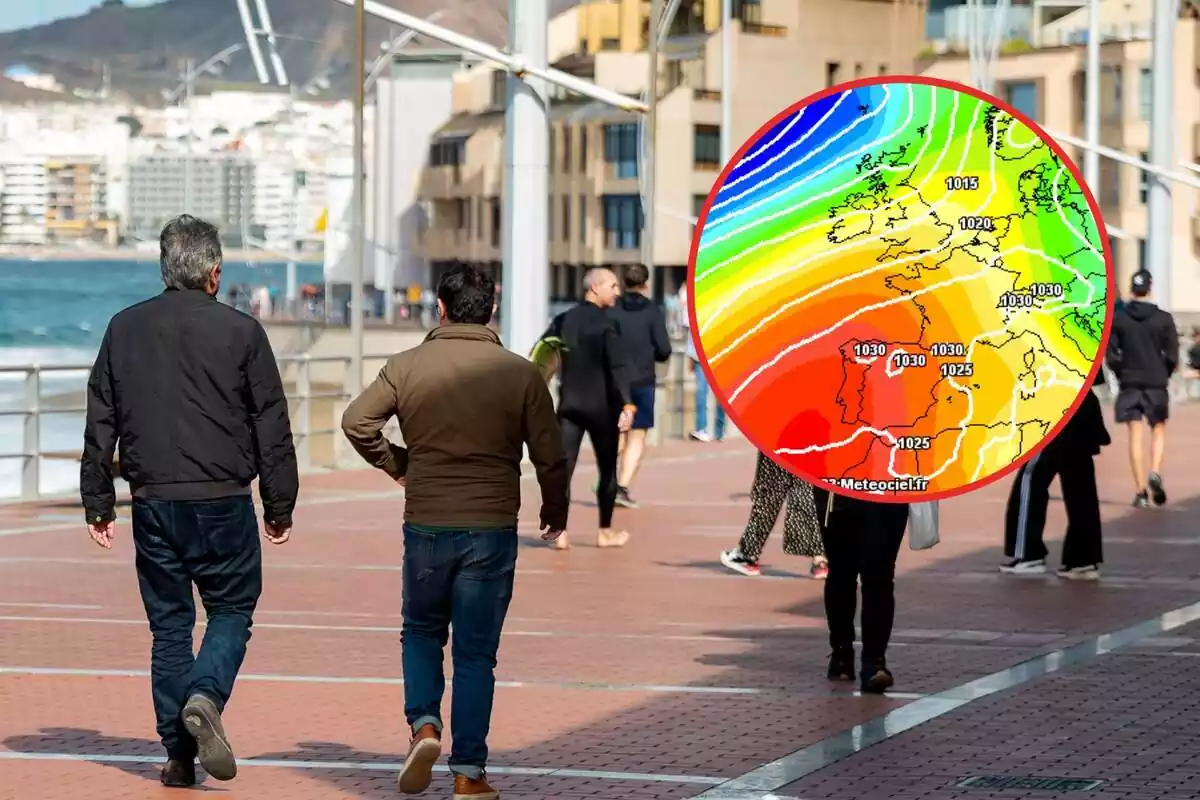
[563,126,572,172]
[1108,234,1120,275]
[490,197,501,247]
[562,195,570,241]
[879,64,888,75]
[692,193,709,220]
[600,37,620,50]
[429,138,465,167]
[1139,151,1149,203]
[693,125,721,169]
[825,62,840,88]
[579,194,587,243]
[491,70,506,108]
[1139,66,1152,120]
[476,197,483,239]
[854,63,863,78]
[1002,80,1039,122]
[602,194,643,250]
[603,123,638,179]
[580,126,588,172]
[1138,238,1147,272]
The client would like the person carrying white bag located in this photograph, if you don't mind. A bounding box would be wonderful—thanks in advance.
[813,488,938,695]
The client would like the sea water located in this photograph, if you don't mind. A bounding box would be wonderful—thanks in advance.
[0,257,323,500]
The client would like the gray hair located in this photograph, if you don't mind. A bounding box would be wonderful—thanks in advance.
[582,267,615,292]
[159,214,223,290]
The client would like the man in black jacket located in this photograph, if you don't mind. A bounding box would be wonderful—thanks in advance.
[606,264,672,508]
[81,214,298,787]
[1105,269,1178,508]
[544,267,635,550]
[1001,372,1111,579]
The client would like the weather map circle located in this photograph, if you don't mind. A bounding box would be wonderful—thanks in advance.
[688,76,1113,503]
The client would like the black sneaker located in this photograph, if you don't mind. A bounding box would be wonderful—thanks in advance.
[827,648,856,682]
[614,486,639,509]
[1149,472,1167,506]
[861,662,894,694]
[999,558,1046,575]
[1133,491,1150,509]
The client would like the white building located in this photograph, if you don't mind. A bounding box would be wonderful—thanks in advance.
[0,157,49,244]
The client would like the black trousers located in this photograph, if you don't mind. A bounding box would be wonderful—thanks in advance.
[814,490,908,665]
[1004,446,1103,567]
[560,410,620,529]
[131,495,262,759]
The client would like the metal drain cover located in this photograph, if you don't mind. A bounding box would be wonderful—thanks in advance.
[957,776,1105,792]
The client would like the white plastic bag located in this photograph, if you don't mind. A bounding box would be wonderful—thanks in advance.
[908,500,940,550]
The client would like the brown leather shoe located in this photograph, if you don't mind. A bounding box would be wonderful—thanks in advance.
[159,758,196,787]
[181,693,236,781]
[396,723,442,794]
[454,773,500,799]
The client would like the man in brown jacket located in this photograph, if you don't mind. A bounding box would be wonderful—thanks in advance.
[341,265,568,800]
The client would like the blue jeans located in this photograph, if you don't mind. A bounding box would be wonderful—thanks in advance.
[131,496,262,760]
[401,525,518,779]
[693,359,726,438]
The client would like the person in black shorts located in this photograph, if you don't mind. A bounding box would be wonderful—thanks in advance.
[606,264,672,508]
[1106,270,1178,507]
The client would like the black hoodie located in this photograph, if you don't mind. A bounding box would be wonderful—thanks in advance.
[608,292,673,388]
[1105,300,1179,389]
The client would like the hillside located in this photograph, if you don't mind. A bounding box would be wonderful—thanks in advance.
[0,0,538,104]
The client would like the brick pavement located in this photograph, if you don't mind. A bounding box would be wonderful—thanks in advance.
[3,409,1200,799]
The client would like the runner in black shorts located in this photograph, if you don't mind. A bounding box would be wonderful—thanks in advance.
[1105,270,1178,508]
[606,264,672,508]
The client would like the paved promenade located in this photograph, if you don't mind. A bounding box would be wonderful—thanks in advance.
[3,409,1200,799]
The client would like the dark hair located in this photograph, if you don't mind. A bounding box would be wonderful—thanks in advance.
[623,264,649,289]
[437,264,495,324]
[1130,269,1152,297]
[159,214,222,290]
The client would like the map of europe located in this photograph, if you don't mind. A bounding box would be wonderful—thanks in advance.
[689,77,1111,500]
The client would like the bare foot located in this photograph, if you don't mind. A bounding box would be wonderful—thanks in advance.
[551,532,570,550]
[597,529,630,548]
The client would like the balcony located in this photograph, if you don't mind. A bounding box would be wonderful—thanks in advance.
[742,22,787,37]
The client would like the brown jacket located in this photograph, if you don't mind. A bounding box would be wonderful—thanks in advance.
[340,324,569,530]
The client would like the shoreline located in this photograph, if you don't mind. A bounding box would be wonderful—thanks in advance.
[0,247,323,264]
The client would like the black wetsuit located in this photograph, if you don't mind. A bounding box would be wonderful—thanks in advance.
[545,302,633,528]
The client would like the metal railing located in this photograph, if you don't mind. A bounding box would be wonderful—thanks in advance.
[0,353,395,502]
[0,347,709,502]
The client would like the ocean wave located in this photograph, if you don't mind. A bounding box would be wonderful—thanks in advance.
[0,346,97,369]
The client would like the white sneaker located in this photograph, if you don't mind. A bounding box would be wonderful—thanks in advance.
[1057,565,1101,581]
[999,558,1046,575]
[690,430,713,443]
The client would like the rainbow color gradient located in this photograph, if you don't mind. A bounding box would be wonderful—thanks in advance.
[690,77,1111,500]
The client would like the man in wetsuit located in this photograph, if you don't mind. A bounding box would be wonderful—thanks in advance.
[545,267,636,550]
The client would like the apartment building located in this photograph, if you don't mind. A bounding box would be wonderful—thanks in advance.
[44,159,117,245]
[920,1,1200,312]
[127,154,255,245]
[0,157,48,245]
[415,0,928,302]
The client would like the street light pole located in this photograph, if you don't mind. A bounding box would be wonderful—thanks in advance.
[502,0,550,357]
[184,59,194,214]
[644,0,661,298]
[350,0,366,393]
[1083,0,1100,195]
[1147,0,1175,308]
[720,0,733,167]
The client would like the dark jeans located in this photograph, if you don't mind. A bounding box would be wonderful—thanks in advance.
[131,496,262,760]
[814,490,908,666]
[560,410,620,528]
[401,525,518,780]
